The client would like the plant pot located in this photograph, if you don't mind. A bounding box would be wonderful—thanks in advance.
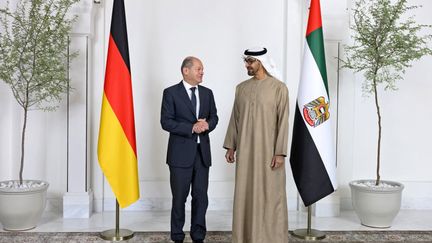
[349,179,404,228]
[0,180,49,231]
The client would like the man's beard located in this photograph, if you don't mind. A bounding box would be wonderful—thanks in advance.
[247,68,255,76]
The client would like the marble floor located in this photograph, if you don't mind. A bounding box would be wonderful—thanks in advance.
[2,210,431,232]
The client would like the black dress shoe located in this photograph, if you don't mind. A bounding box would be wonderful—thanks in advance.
[174,241,183,243]
[193,241,204,243]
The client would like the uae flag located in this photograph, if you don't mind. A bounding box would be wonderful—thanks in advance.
[97,0,139,208]
[289,0,337,207]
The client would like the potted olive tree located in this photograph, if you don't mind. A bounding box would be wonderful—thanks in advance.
[342,0,432,228]
[0,0,78,231]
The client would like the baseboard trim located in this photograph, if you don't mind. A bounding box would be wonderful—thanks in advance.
[95,197,298,212]
[341,197,432,211]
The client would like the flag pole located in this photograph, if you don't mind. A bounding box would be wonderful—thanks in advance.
[100,200,134,241]
[291,205,326,240]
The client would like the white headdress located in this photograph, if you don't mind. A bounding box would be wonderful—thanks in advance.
[244,47,282,81]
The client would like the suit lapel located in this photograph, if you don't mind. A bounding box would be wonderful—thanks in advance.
[198,86,205,118]
[177,82,196,117]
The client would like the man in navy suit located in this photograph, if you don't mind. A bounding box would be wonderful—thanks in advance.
[161,56,218,243]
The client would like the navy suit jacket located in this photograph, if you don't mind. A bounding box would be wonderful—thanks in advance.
[161,81,218,168]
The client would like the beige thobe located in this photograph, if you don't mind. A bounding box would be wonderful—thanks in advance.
[224,76,289,243]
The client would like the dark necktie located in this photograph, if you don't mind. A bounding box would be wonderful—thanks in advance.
[190,87,197,114]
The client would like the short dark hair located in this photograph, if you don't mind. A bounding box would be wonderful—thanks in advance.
[181,56,196,74]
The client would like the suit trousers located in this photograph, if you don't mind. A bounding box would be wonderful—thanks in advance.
[169,144,209,241]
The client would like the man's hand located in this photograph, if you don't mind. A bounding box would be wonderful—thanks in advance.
[193,119,209,134]
[225,149,235,163]
[271,155,285,170]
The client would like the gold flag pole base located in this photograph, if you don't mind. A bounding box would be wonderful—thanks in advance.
[100,200,135,241]
[291,205,326,241]
[100,229,134,241]
[291,229,326,240]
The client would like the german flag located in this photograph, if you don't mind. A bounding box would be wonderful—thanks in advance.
[97,0,139,208]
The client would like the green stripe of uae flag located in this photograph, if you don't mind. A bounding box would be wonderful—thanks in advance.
[289,0,337,207]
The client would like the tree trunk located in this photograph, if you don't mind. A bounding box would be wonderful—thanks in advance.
[19,107,28,185]
[372,77,382,186]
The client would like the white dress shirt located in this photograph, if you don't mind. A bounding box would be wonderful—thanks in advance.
[182,80,201,143]
[182,80,200,118]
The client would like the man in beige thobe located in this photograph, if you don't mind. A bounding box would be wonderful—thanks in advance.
[224,47,289,243]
